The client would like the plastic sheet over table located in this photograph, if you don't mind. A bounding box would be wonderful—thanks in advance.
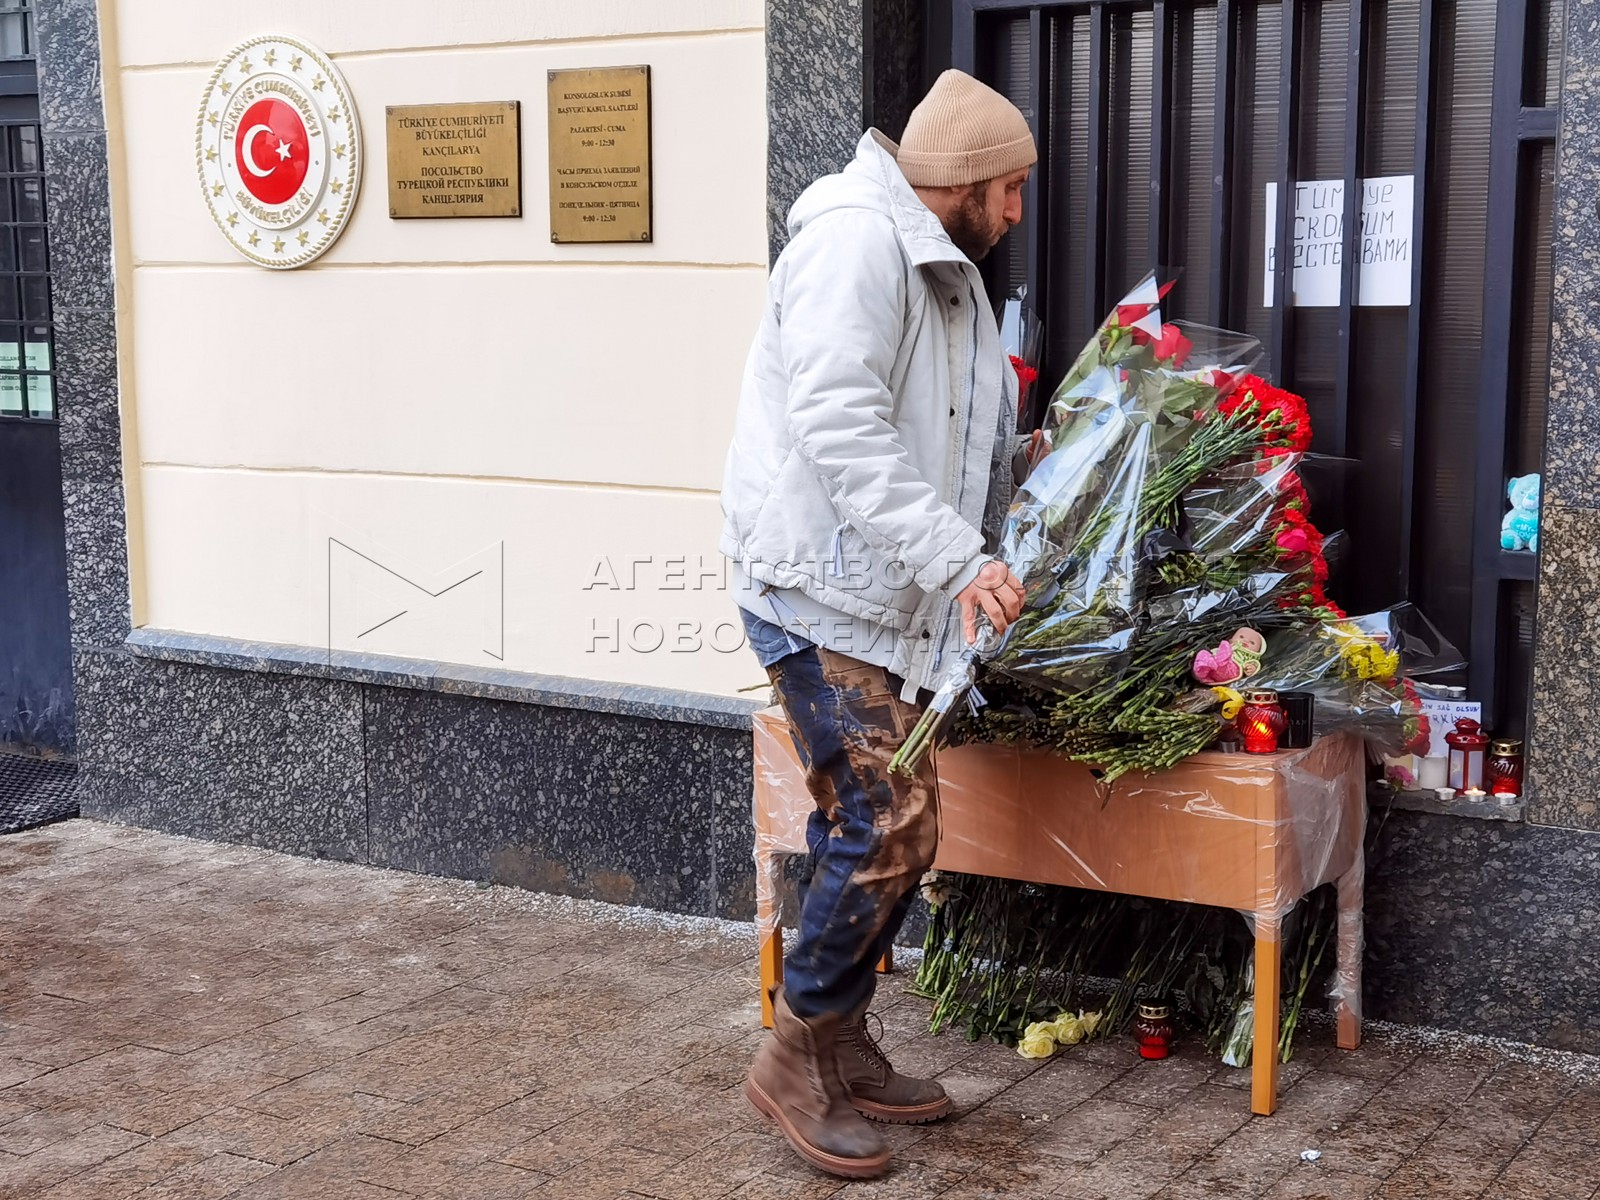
[750,706,1366,1115]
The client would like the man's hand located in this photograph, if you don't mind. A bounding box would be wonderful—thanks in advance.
[1012,429,1050,486]
[1024,429,1050,471]
[956,560,1025,644]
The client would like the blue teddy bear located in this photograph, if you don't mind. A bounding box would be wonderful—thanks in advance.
[1500,473,1541,553]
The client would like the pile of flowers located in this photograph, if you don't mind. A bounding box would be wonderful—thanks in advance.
[891,274,1453,783]
[1017,1009,1104,1059]
[899,275,1461,1067]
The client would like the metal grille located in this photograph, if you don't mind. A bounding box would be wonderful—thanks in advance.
[0,751,76,834]
[0,119,52,420]
[955,0,1556,731]
[0,1,30,62]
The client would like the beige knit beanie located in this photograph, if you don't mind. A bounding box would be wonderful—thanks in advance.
[897,69,1038,188]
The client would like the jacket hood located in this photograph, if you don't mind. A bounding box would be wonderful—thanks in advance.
[786,130,972,269]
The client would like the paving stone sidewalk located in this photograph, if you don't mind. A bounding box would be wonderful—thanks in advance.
[2,821,1598,1200]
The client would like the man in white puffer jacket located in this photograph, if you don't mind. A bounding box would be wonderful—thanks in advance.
[722,71,1037,1179]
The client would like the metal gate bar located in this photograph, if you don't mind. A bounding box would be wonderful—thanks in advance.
[1024,6,1051,327]
[1268,0,1301,385]
[1332,0,1370,460]
[1209,0,1236,327]
[1085,6,1109,322]
[1397,0,1438,598]
[1148,0,1170,267]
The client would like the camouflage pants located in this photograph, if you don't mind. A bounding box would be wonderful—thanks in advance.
[765,645,939,1019]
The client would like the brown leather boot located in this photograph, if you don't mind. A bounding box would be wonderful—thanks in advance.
[837,1009,953,1125]
[745,991,892,1179]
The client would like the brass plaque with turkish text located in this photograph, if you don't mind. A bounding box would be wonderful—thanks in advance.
[547,65,652,243]
[386,100,522,218]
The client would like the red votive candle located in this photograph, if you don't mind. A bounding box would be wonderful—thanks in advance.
[1135,1003,1174,1060]
[1239,690,1287,754]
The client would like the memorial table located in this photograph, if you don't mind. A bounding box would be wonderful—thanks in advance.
[751,707,1367,1115]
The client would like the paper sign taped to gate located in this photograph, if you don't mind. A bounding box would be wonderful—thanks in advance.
[1264,175,1414,307]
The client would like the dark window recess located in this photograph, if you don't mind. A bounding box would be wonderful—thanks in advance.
[0,120,52,421]
[952,0,1555,731]
[0,1,30,62]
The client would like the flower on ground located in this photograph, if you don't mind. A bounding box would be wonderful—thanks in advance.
[1017,1023,1058,1059]
[919,870,951,910]
[1016,1010,1107,1058]
[1048,1013,1084,1045]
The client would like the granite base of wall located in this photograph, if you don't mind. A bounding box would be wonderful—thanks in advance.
[74,649,368,861]
[1363,808,1600,1051]
[364,685,754,918]
[74,647,1600,1050]
[73,648,758,920]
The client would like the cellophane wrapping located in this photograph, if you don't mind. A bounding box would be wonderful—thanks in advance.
[752,706,1366,1054]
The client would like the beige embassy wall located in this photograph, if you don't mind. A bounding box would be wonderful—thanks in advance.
[102,0,770,699]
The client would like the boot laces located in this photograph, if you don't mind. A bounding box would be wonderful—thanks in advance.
[851,1011,890,1070]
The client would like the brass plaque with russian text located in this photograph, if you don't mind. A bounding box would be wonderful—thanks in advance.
[387,100,522,219]
[547,65,652,243]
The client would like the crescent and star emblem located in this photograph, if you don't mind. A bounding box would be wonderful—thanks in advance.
[239,124,287,179]
[194,35,362,269]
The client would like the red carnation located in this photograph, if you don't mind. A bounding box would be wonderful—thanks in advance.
[1114,280,1175,330]
[1277,471,1310,512]
[1153,323,1193,367]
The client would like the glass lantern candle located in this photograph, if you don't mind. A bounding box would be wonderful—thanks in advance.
[1445,718,1488,792]
[1488,739,1524,796]
[1238,690,1287,754]
[1134,1003,1173,1060]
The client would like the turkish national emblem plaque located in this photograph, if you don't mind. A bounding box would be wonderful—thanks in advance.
[195,35,362,268]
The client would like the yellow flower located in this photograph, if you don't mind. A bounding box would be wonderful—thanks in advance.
[1048,1013,1084,1045]
[1211,686,1245,721]
[1017,1023,1058,1059]
[1078,1009,1104,1038]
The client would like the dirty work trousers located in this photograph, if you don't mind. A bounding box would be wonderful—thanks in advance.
[764,644,940,1019]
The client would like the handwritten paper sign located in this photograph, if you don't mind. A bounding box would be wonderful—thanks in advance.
[1264,175,1414,307]
[1420,698,1482,759]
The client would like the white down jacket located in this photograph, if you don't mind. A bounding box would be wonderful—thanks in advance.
[719,130,1016,697]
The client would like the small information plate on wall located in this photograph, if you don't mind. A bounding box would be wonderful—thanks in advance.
[547,65,652,243]
[386,101,521,218]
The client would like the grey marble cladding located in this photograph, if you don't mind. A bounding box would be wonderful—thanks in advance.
[62,478,130,651]
[74,648,368,862]
[37,0,126,672]
[1530,0,1600,830]
[42,134,114,313]
[35,0,104,135]
[766,0,865,262]
[1541,0,1600,508]
[125,627,763,732]
[365,688,753,917]
[868,0,925,142]
[52,306,120,486]
[1364,808,1600,1051]
[1528,505,1600,830]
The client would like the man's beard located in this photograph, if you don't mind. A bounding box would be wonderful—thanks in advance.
[946,187,1001,262]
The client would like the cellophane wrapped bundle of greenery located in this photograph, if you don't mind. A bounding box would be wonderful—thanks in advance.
[914,871,1338,1066]
[892,273,1455,782]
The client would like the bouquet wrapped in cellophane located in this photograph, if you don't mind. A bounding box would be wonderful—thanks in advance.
[890,274,1459,783]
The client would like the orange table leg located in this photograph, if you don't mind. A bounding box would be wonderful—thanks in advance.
[759,928,783,1029]
[1251,917,1282,1116]
[1335,863,1364,1051]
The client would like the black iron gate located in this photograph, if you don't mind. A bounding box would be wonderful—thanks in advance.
[952,0,1556,732]
[0,0,70,755]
